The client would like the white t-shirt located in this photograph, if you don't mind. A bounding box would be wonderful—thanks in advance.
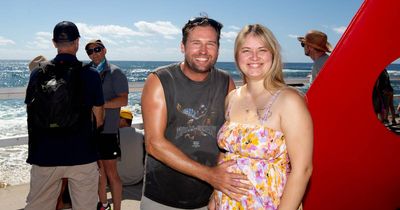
[117,127,144,185]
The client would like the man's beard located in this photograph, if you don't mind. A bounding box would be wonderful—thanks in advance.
[184,56,215,74]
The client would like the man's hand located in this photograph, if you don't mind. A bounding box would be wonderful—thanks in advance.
[206,160,252,201]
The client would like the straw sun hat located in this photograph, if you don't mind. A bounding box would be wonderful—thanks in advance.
[298,30,333,53]
[28,55,47,71]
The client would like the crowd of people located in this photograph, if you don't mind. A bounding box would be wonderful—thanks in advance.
[23,16,351,210]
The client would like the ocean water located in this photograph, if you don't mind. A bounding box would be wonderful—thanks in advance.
[0,60,399,185]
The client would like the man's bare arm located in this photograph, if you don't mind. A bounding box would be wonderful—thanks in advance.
[92,105,104,128]
[104,92,128,109]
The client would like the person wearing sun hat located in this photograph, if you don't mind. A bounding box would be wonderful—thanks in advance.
[28,55,47,72]
[298,30,333,83]
[117,108,145,186]
[120,108,133,122]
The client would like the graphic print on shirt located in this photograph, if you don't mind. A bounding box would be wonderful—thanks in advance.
[175,103,217,148]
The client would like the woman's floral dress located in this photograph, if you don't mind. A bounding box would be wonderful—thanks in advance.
[214,90,290,210]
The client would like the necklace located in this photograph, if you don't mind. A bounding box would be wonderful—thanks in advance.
[240,85,274,122]
[243,105,271,122]
[256,107,267,118]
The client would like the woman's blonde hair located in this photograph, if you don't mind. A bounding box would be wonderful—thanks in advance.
[234,24,285,90]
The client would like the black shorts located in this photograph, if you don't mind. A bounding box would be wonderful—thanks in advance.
[98,133,121,160]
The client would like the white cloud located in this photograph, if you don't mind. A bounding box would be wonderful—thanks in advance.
[27,32,52,50]
[288,34,299,39]
[164,35,176,40]
[229,25,241,30]
[222,31,237,39]
[0,36,15,45]
[36,32,52,37]
[73,21,180,45]
[221,26,240,42]
[76,23,147,40]
[333,26,347,34]
[134,21,180,39]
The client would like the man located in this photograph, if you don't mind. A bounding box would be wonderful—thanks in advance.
[140,16,250,210]
[298,30,333,83]
[24,21,104,210]
[85,39,129,210]
[117,108,144,185]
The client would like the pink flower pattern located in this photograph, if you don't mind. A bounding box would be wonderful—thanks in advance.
[214,121,290,210]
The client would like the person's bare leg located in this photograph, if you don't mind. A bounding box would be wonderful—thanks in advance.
[98,160,108,205]
[103,159,122,210]
[388,94,397,124]
[56,178,69,210]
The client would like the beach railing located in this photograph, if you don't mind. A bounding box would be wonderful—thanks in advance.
[0,135,28,147]
[0,122,144,148]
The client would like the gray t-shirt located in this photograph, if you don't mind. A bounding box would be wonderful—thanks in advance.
[117,127,144,185]
[311,53,329,82]
[98,60,129,133]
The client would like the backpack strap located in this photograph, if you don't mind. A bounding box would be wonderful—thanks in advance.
[37,60,55,73]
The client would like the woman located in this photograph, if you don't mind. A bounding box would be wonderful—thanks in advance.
[209,24,313,210]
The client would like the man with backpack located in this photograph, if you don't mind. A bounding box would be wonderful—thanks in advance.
[24,21,105,210]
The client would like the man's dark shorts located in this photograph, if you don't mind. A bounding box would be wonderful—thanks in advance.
[98,133,121,160]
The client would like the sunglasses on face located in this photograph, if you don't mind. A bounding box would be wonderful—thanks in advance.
[301,42,305,48]
[187,17,222,30]
[86,46,103,55]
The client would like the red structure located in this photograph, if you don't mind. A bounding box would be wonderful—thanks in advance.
[303,0,400,209]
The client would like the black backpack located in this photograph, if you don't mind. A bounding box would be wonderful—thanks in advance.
[27,60,86,130]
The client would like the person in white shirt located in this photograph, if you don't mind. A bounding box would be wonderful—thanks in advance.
[117,108,144,185]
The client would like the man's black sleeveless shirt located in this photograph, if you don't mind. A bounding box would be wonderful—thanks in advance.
[143,63,230,208]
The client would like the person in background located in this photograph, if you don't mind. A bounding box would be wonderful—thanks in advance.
[373,79,384,121]
[86,39,129,210]
[117,108,144,185]
[209,24,313,210]
[28,55,46,72]
[140,16,250,210]
[298,30,332,83]
[24,21,104,210]
[377,69,397,125]
[28,55,71,210]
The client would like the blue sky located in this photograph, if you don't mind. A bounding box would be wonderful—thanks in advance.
[0,0,364,62]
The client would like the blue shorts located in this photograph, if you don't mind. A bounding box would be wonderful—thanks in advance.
[98,133,121,160]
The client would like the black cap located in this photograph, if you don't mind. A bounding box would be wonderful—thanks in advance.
[53,21,80,43]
